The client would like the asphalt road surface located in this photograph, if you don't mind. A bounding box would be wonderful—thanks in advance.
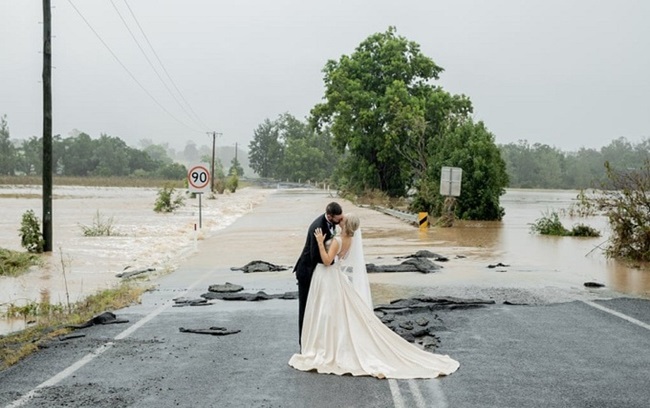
[1,188,649,408]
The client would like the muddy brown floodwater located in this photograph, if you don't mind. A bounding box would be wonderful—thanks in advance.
[361,188,650,304]
[1,186,648,336]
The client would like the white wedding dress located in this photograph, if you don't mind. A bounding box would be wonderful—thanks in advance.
[289,233,460,379]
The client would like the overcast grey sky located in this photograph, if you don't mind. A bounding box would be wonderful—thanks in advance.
[1,0,649,153]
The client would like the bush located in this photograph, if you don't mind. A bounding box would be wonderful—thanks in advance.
[79,210,119,236]
[19,210,44,253]
[226,173,239,193]
[154,185,185,213]
[591,161,650,260]
[214,178,225,194]
[570,223,601,237]
[530,211,570,236]
[530,210,600,237]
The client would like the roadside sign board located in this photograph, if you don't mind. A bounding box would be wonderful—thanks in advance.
[187,164,210,193]
[440,166,462,197]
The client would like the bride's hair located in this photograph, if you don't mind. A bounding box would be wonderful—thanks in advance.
[344,214,360,236]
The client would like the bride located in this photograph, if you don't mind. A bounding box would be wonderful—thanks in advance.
[288,214,460,379]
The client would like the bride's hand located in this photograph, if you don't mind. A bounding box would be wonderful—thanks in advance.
[314,227,324,243]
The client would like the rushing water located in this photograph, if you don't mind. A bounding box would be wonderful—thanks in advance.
[0,185,271,335]
[1,186,648,335]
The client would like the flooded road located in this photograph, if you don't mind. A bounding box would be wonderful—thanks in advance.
[1,186,648,335]
[360,189,649,303]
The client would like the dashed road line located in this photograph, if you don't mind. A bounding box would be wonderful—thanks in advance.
[388,379,406,408]
[407,379,427,407]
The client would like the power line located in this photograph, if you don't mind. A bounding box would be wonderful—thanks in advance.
[110,0,208,131]
[122,0,211,131]
[66,0,203,133]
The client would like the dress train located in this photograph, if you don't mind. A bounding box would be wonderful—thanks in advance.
[289,261,460,379]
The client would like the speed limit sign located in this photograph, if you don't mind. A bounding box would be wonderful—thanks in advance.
[187,164,210,193]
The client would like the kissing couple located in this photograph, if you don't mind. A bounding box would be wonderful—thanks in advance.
[289,202,460,379]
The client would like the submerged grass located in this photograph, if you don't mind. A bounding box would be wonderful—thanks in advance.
[0,248,42,277]
[0,283,147,371]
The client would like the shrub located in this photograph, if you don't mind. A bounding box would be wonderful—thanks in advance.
[592,161,650,260]
[530,211,570,236]
[530,210,600,237]
[79,210,119,236]
[154,185,185,213]
[214,178,225,194]
[226,173,239,193]
[570,223,601,237]
[19,210,44,253]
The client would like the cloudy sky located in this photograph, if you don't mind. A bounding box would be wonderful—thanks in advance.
[1,0,648,153]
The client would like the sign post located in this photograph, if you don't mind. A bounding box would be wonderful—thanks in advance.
[439,167,462,227]
[187,164,211,229]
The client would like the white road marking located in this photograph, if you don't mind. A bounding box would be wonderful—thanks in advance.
[5,271,213,408]
[388,379,406,408]
[582,300,650,331]
[407,379,427,407]
[389,378,447,408]
[427,379,449,408]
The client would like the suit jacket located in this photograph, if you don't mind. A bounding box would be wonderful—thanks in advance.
[294,214,333,283]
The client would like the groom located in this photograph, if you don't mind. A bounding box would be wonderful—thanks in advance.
[294,201,343,345]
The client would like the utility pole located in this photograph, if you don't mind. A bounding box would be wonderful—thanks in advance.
[207,131,222,192]
[42,0,53,252]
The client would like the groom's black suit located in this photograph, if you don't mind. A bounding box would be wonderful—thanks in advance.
[294,213,334,345]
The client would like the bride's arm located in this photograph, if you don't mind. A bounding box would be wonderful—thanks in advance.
[314,228,338,266]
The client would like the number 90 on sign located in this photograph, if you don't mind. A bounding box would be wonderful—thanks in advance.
[187,165,210,192]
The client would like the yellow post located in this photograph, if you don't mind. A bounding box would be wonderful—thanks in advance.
[418,212,428,230]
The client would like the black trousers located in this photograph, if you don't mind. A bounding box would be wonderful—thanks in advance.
[297,274,312,347]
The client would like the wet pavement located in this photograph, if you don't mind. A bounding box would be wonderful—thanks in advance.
[1,188,649,407]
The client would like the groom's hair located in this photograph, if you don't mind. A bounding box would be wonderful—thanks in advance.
[326,202,343,216]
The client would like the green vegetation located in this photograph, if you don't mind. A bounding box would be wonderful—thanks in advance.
[226,171,239,193]
[248,113,338,181]
[0,283,146,370]
[248,28,508,220]
[19,210,44,253]
[590,161,650,261]
[500,137,650,190]
[153,185,185,213]
[79,211,120,237]
[0,247,41,277]
[311,27,507,220]
[530,210,600,237]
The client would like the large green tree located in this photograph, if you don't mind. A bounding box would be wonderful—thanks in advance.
[248,118,282,178]
[415,120,508,220]
[248,114,336,181]
[310,27,507,220]
[311,27,446,196]
[276,113,338,182]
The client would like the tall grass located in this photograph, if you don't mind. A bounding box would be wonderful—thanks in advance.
[0,248,41,277]
[0,283,146,370]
